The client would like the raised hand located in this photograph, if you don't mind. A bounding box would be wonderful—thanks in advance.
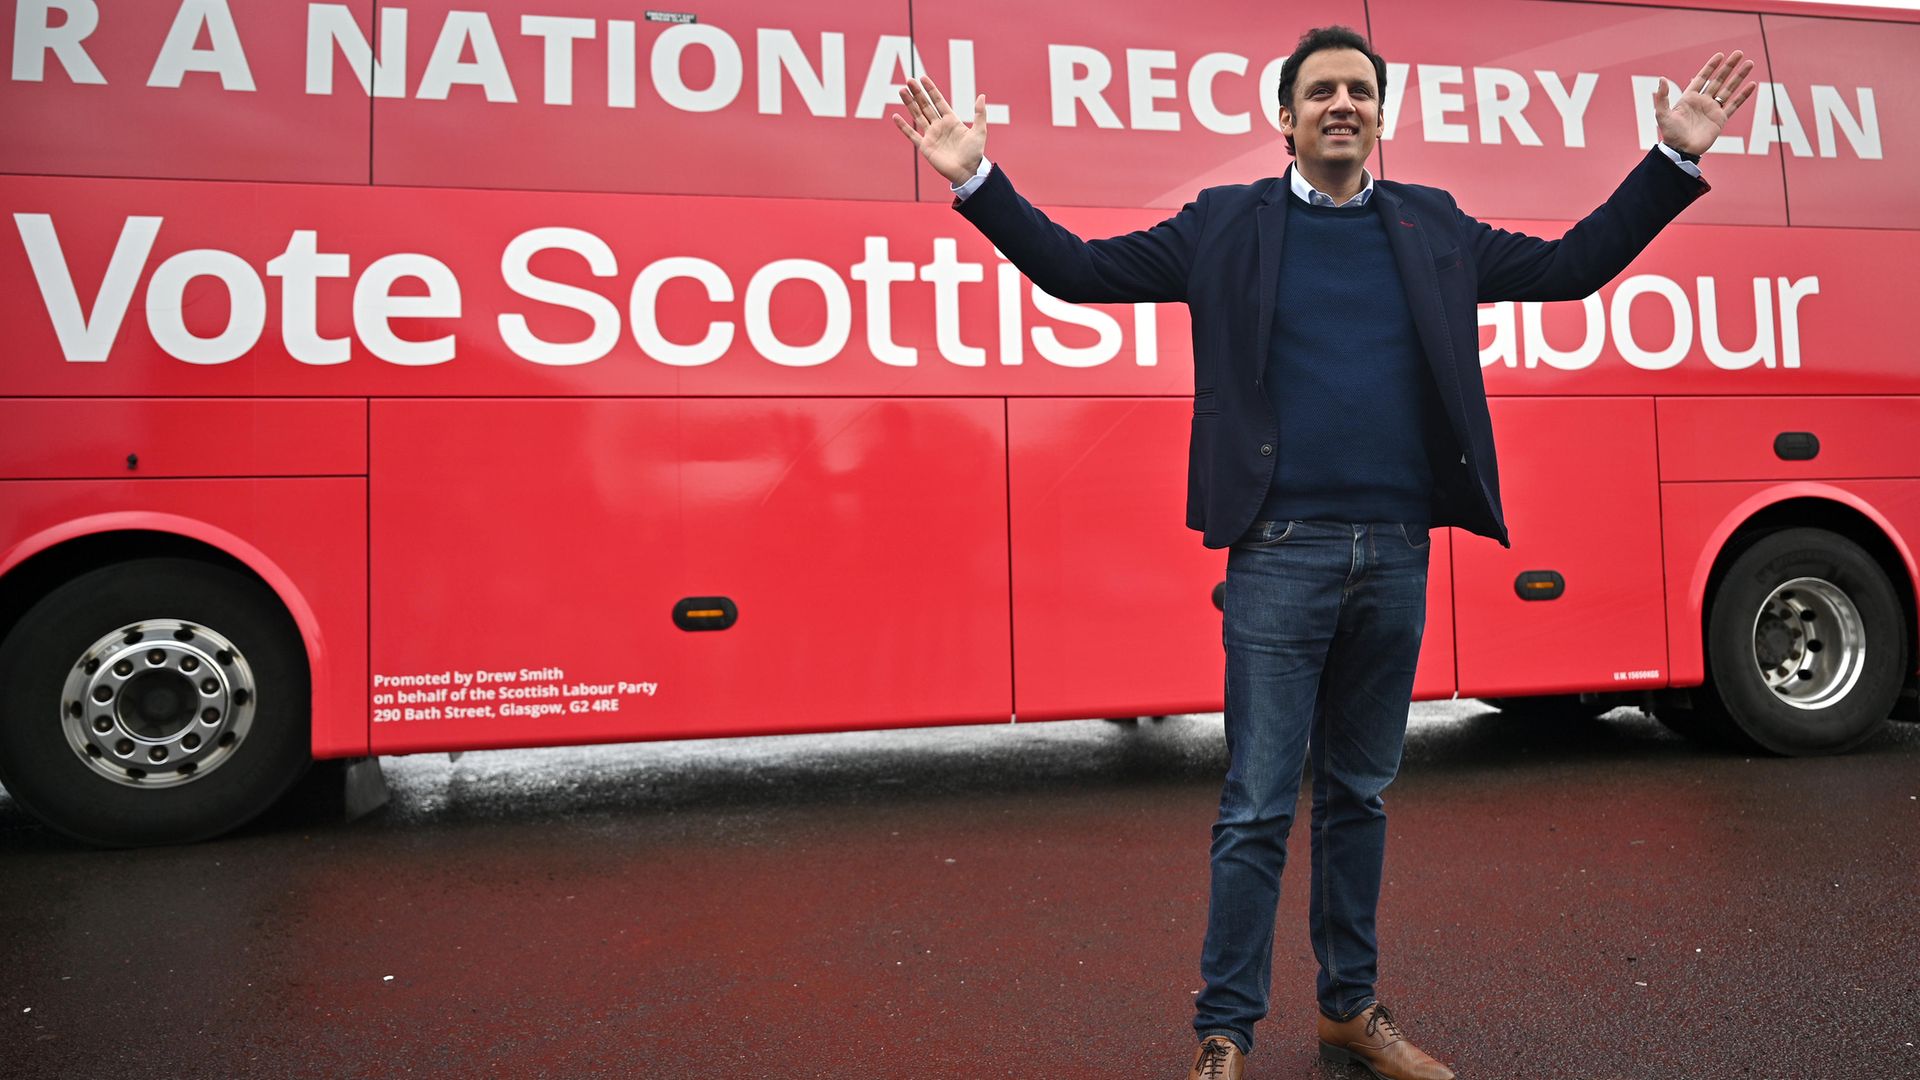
[891,76,988,187]
[1656,50,1758,156]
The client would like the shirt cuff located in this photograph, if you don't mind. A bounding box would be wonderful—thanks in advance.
[951,157,993,201]
[1654,141,1703,180]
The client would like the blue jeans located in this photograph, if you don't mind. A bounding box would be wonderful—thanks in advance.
[1192,520,1431,1056]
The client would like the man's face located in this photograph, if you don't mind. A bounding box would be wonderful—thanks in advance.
[1280,47,1383,169]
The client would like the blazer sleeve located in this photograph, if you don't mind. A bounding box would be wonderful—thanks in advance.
[953,163,1202,305]
[1459,146,1709,303]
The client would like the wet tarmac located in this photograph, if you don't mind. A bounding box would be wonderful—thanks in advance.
[2,701,1917,1079]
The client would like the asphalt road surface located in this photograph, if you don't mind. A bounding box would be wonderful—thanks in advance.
[3,701,1916,1079]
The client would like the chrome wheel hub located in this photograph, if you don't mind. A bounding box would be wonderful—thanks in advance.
[1749,577,1865,711]
[60,619,257,787]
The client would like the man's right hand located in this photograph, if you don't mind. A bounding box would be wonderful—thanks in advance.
[891,76,987,187]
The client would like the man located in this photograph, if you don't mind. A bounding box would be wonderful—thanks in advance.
[893,26,1754,1080]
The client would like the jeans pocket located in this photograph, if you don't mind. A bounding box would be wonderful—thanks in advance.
[1237,520,1299,548]
[1399,523,1432,550]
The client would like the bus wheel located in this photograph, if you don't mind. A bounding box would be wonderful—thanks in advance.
[1478,696,1612,721]
[0,558,312,847]
[1702,529,1906,756]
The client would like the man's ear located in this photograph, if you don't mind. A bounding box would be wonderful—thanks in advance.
[1278,103,1295,137]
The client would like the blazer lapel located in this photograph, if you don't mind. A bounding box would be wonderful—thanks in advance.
[1253,186,1286,381]
[1374,185,1471,442]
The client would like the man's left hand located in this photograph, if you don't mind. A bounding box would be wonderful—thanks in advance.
[1655,50,1758,156]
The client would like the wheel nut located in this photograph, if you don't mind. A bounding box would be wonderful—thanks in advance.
[113,660,133,677]
[201,708,220,724]
[93,717,112,734]
[182,734,200,751]
[200,678,218,694]
[148,747,167,763]
[181,657,199,672]
[146,649,165,665]
[92,686,113,703]
[114,739,133,755]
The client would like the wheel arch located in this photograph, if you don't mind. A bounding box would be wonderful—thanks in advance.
[0,514,329,722]
[1688,488,1919,685]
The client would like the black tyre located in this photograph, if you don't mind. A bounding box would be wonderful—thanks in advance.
[1700,529,1905,756]
[1478,695,1612,721]
[0,558,312,846]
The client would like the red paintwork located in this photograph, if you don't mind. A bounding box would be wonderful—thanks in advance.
[3,177,1908,398]
[1657,397,1920,483]
[366,397,1010,753]
[1004,397,1229,721]
[1454,398,1668,697]
[1574,0,1920,27]
[1371,0,1783,227]
[0,175,1190,398]
[0,399,365,479]
[0,1,1914,764]
[0,0,372,184]
[1659,480,1920,686]
[1473,223,1915,397]
[371,0,916,201]
[0,482,368,757]
[1764,15,1920,230]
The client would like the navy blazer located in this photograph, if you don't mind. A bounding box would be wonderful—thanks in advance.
[955,147,1708,549]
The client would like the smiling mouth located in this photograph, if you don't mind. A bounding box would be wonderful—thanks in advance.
[1323,125,1360,137]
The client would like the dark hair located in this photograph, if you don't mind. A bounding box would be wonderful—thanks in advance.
[1275,26,1388,156]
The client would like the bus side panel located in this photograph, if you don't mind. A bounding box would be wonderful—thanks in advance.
[369,398,1012,754]
[0,399,365,479]
[0,1,373,184]
[1657,397,1920,482]
[1006,397,1457,715]
[1370,0,1781,226]
[1661,479,1920,688]
[1005,398,1225,721]
[1454,397,1666,696]
[0,175,1188,400]
[1763,14,1920,230]
[0,478,369,758]
[372,0,917,201]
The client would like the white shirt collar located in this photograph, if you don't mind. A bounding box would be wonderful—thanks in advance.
[1288,165,1375,208]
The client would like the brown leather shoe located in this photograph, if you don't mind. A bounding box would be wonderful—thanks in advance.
[1317,1003,1455,1080]
[1187,1034,1245,1079]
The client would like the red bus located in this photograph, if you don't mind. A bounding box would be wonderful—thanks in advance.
[2,0,1916,846]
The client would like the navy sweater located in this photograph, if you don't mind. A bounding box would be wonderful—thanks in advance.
[1255,196,1440,527]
